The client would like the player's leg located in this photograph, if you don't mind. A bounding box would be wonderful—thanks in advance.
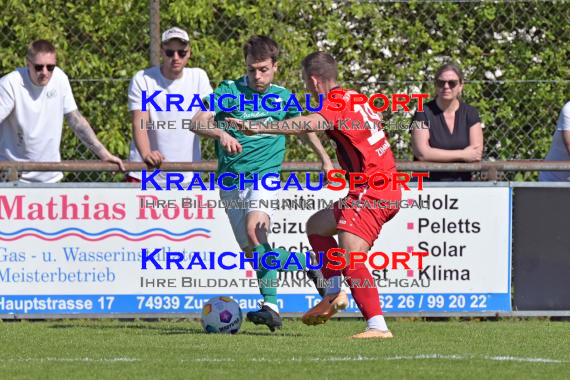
[307,207,343,293]
[218,189,276,325]
[338,189,400,338]
[243,184,292,331]
[217,191,281,331]
[247,186,310,271]
[302,191,397,337]
[247,186,325,295]
[244,209,324,331]
[245,209,281,325]
[245,202,327,329]
[303,227,389,334]
[337,230,392,339]
[219,188,251,251]
[302,207,350,325]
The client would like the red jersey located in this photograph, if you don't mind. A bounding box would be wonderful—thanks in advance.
[318,88,397,187]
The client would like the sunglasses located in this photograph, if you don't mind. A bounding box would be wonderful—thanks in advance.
[164,49,188,58]
[436,79,460,89]
[33,64,56,72]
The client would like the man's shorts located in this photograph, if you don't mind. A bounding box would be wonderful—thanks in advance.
[333,186,402,247]
[219,185,279,249]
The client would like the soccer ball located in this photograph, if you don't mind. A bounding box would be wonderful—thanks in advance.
[200,296,243,334]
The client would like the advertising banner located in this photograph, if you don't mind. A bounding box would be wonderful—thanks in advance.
[0,184,511,316]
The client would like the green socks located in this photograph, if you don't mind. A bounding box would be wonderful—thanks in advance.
[253,243,308,306]
[253,243,278,306]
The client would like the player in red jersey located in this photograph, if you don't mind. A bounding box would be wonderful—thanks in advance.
[230,52,401,339]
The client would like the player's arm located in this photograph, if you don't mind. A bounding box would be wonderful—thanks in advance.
[412,122,483,163]
[228,113,328,135]
[190,110,242,154]
[65,110,126,171]
[131,109,165,167]
[190,110,222,139]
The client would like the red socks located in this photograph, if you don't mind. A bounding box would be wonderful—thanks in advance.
[342,263,382,319]
[308,234,382,319]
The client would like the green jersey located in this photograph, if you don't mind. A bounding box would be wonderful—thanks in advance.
[206,76,300,187]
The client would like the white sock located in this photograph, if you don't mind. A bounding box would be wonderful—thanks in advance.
[367,315,388,331]
[264,302,279,314]
[324,276,342,296]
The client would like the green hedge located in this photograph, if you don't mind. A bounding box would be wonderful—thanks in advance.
[1,1,568,180]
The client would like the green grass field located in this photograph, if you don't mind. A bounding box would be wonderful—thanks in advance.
[1,319,568,379]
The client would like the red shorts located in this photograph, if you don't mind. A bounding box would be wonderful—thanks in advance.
[125,175,141,183]
[333,186,401,247]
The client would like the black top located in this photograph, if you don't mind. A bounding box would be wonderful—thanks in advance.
[412,100,481,181]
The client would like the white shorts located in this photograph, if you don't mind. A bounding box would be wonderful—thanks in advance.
[219,185,279,249]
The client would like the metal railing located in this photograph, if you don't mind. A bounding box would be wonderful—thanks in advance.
[1,160,569,182]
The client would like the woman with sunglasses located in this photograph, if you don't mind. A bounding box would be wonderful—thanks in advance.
[411,63,483,181]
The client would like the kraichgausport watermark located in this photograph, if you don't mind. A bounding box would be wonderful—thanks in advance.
[140,90,429,113]
[140,118,430,132]
[139,170,430,191]
[138,276,430,289]
[140,249,429,271]
[138,195,430,211]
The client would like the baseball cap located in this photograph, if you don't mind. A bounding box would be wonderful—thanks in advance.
[161,27,189,44]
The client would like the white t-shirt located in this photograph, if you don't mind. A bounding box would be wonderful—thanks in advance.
[540,101,570,181]
[128,67,213,184]
[0,67,77,182]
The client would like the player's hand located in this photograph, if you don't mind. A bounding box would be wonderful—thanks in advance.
[143,151,165,167]
[101,153,126,172]
[219,131,242,155]
[463,145,482,162]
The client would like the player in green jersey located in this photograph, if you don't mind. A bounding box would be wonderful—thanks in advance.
[192,36,332,331]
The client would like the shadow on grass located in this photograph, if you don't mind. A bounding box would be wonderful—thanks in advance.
[47,323,303,337]
[238,330,302,337]
[48,323,205,335]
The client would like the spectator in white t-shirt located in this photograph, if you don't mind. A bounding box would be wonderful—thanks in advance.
[127,27,239,184]
[0,40,125,182]
[539,102,570,181]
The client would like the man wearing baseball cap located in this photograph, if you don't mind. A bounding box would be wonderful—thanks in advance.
[127,27,235,184]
